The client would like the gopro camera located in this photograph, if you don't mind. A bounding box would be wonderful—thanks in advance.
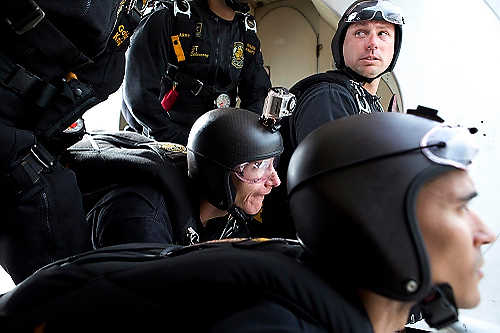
[260,87,296,132]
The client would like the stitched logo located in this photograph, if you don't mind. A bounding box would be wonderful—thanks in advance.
[231,42,244,69]
[190,45,209,58]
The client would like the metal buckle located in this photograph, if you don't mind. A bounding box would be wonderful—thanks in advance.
[191,79,204,96]
[30,144,54,170]
[6,0,46,35]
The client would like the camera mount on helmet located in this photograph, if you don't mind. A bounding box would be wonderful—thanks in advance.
[260,87,297,132]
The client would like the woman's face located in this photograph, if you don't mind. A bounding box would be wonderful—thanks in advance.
[231,158,281,215]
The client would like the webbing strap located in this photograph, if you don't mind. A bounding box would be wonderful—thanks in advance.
[8,144,55,194]
[0,53,58,108]
[4,0,93,71]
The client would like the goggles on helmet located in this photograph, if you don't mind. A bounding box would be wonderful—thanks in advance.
[301,124,478,181]
[233,157,277,184]
[421,125,479,170]
[345,1,405,26]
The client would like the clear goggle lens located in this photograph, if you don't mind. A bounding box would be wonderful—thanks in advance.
[421,125,479,170]
[345,0,405,25]
[233,157,277,184]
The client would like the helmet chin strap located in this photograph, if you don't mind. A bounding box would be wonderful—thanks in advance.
[218,206,252,239]
[415,283,459,329]
[228,205,253,222]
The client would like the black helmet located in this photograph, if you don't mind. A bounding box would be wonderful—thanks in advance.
[331,0,405,82]
[287,112,478,302]
[225,0,250,13]
[187,108,283,210]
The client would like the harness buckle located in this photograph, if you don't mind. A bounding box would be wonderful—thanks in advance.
[5,0,46,35]
[30,144,55,170]
[191,79,203,96]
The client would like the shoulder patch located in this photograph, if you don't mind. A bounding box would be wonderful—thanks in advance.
[243,14,257,33]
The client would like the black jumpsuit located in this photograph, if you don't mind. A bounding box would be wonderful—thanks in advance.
[261,70,384,239]
[0,0,137,284]
[121,0,271,145]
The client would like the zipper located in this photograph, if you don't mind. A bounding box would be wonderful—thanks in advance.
[214,16,220,86]
[41,191,56,262]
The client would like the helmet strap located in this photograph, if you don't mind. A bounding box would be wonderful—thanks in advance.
[217,206,252,239]
[417,283,459,329]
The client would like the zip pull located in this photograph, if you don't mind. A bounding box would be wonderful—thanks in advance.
[161,82,179,112]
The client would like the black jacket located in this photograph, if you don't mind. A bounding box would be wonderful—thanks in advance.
[261,70,384,239]
[121,0,271,145]
[288,70,384,150]
[65,131,263,246]
[65,131,202,246]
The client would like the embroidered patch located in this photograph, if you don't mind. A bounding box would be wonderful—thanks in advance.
[195,22,203,37]
[231,42,245,69]
[190,45,209,58]
[157,142,187,154]
[245,43,256,55]
[112,25,130,47]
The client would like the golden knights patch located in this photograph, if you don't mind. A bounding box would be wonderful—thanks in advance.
[155,142,187,154]
[231,42,245,69]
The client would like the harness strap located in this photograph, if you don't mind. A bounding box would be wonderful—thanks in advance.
[8,143,55,194]
[158,2,258,107]
[0,53,59,108]
[166,63,235,98]
[4,1,93,72]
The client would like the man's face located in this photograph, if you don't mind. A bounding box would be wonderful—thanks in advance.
[231,160,281,215]
[416,170,496,308]
[343,20,395,78]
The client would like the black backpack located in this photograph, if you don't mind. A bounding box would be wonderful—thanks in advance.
[0,239,375,332]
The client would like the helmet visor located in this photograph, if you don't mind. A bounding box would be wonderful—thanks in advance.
[345,1,405,25]
[421,125,479,170]
[233,157,277,184]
